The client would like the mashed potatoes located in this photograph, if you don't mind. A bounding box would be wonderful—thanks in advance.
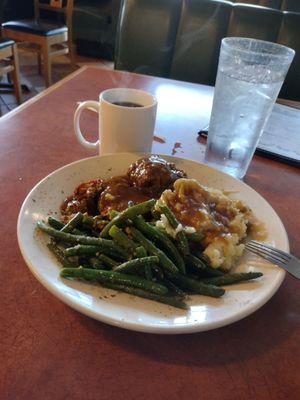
[157,178,263,270]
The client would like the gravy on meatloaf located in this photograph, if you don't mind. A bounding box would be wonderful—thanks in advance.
[61,156,187,220]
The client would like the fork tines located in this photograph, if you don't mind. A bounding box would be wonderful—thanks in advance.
[245,241,300,279]
[245,240,291,267]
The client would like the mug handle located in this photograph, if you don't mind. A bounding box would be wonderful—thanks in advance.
[74,100,100,149]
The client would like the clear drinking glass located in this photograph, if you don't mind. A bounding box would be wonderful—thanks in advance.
[204,37,295,179]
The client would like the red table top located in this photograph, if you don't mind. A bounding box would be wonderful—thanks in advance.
[1,67,299,400]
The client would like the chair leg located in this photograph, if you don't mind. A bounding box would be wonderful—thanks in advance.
[68,39,76,69]
[37,52,42,75]
[11,44,22,104]
[42,43,51,87]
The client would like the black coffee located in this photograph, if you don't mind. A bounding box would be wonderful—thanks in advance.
[112,101,143,107]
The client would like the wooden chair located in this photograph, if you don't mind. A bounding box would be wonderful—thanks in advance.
[0,38,22,104]
[2,0,74,88]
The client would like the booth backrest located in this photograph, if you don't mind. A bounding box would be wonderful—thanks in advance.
[114,0,182,77]
[281,0,300,12]
[115,0,300,100]
[231,0,282,8]
[170,0,232,86]
[277,11,300,100]
[227,3,282,41]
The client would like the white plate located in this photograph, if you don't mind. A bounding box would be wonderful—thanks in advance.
[17,154,288,334]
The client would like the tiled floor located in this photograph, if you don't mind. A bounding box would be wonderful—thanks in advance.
[0,49,113,116]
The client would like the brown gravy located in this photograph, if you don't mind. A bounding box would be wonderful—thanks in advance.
[98,176,151,216]
[61,156,186,220]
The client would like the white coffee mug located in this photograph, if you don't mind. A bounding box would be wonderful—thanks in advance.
[74,88,157,154]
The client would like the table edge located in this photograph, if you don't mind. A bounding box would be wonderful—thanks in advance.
[1,66,300,122]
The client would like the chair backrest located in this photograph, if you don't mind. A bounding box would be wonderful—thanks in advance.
[35,1,73,15]
[277,11,300,100]
[227,3,282,41]
[170,0,232,85]
[114,0,182,77]
[34,1,74,36]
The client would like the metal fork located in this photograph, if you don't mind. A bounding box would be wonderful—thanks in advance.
[245,240,300,279]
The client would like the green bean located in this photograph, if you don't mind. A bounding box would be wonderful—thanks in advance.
[144,264,153,281]
[162,278,186,298]
[133,215,186,274]
[169,274,225,298]
[48,217,84,235]
[133,247,153,279]
[61,212,83,233]
[159,205,178,228]
[159,205,190,256]
[88,257,106,270]
[65,244,126,261]
[93,216,109,231]
[109,210,120,220]
[186,254,224,277]
[48,217,64,230]
[109,225,137,253]
[201,272,263,286]
[114,256,158,274]
[192,249,213,266]
[60,267,168,295]
[81,213,95,227]
[151,209,161,221]
[135,246,147,257]
[152,264,164,280]
[100,199,156,238]
[47,241,77,268]
[65,245,104,256]
[186,231,203,243]
[48,216,86,236]
[98,254,119,269]
[37,221,128,258]
[130,227,178,274]
[101,283,188,310]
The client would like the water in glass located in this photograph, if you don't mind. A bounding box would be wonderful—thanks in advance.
[205,65,283,178]
[204,38,295,179]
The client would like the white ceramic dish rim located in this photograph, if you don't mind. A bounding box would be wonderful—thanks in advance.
[17,154,288,334]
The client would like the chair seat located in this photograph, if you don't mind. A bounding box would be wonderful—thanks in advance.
[2,19,67,37]
[0,38,15,49]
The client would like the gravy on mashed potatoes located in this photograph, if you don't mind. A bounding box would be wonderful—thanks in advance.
[157,178,266,270]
